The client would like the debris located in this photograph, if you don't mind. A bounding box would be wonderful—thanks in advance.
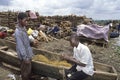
[7,73,16,80]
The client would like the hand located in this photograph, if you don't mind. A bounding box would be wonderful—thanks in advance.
[60,53,67,60]
[61,53,69,60]
[23,58,31,64]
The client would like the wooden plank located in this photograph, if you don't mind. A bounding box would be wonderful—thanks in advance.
[93,71,118,80]
[94,62,114,72]
[0,62,20,75]
[0,49,66,79]
[0,46,8,50]
[79,36,108,47]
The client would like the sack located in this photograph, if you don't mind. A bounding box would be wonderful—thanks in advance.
[110,32,119,38]
[27,28,33,35]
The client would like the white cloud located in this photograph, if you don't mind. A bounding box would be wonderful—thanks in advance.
[0,0,120,20]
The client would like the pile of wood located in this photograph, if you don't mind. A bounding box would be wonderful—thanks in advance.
[37,30,58,42]
[43,15,93,27]
[0,11,17,29]
[0,11,93,28]
[0,11,43,29]
[0,11,93,39]
[55,21,72,38]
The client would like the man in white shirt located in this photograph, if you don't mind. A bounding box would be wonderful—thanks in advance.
[62,33,94,80]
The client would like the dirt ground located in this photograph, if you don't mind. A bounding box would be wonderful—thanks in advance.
[0,38,120,80]
[0,67,11,80]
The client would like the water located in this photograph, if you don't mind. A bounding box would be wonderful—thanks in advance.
[112,36,120,46]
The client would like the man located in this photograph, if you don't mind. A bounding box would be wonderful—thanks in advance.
[14,12,34,80]
[62,33,94,80]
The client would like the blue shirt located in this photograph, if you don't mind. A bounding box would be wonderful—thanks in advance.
[15,25,34,60]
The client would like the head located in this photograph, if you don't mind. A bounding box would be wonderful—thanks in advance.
[17,12,28,27]
[70,33,79,47]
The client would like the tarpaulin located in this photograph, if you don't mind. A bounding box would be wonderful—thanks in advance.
[77,24,109,42]
[29,11,37,19]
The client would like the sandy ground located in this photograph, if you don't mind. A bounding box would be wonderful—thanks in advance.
[0,37,120,80]
[0,67,11,80]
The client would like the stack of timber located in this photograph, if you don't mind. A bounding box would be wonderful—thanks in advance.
[0,11,42,29]
[54,21,72,38]
[0,11,17,29]
[0,11,93,29]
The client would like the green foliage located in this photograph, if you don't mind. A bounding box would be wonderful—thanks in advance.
[94,20,120,26]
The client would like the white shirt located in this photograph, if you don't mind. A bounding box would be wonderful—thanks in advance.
[73,43,94,76]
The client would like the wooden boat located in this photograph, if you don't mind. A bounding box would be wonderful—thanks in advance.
[0,39,118,80]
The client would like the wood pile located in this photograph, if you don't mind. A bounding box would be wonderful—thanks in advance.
[37,30,58,42]
[0,11,93,28]
[0,11,18,29]
[55,21,72,38]
[0,11,43,29]
[0,11,93,39]
[44,15,93,27]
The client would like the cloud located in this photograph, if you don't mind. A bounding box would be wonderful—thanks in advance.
[0,0,120,20]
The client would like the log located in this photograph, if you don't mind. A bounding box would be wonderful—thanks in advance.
[0,46,8,50]
[39,30,49,42]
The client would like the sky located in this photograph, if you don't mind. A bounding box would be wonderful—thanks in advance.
[0,0,120,20]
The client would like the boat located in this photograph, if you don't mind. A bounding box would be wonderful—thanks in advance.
[0,39,118,80]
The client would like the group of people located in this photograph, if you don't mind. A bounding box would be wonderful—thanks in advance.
[15,12,94,80]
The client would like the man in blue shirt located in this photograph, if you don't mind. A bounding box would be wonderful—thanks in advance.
[15,12,34,80]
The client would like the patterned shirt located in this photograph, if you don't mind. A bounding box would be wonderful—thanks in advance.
[15,24,34,60]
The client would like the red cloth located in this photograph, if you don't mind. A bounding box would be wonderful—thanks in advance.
[29,11,37,19]
[0,32,7,39]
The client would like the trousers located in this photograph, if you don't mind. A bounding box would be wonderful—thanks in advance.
[21,59,31,80]
[66,64,89,80]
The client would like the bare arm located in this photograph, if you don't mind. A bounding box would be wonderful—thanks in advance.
[61,54,86,67]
